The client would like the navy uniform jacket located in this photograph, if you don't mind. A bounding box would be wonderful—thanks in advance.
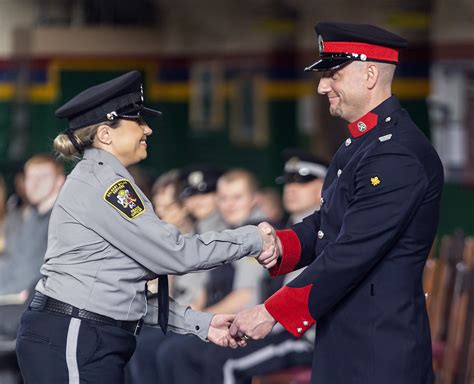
[265,96,443,384]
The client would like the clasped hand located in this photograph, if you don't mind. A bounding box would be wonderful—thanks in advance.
[256,222,281,269]
[208,222,280,347]
[208,305,277,348]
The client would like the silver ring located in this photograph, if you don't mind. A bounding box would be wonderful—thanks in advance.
[241,334,250,340]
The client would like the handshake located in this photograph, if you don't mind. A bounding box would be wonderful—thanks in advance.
[255,221,282,269]
[207,222,281,348]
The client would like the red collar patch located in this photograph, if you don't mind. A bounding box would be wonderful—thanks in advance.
[348,112,378,138]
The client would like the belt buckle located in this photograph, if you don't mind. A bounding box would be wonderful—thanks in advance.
[133,319,143,336]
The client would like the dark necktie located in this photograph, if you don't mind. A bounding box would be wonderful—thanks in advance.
[157,275,169,334]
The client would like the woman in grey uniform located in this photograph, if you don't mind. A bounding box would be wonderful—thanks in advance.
[15,70,275,384]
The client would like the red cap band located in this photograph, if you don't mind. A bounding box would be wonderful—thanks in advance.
[322,41,399,63]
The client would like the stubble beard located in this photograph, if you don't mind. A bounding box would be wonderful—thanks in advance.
[329,104,343,118]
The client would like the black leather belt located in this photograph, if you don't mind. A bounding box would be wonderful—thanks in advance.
[29,292,142,335]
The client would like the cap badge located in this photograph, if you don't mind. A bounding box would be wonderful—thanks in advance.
[107,111,118,121]
[318,35,324,53]
[299,167,310,176]
[286,157,301,172]
[188,171,204,187]
[357,121,367,132]
[370,176,381,187]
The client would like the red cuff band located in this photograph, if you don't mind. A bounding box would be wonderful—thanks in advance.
[269,230,301,277]
[323,41,399,63]
[265,284,316,337]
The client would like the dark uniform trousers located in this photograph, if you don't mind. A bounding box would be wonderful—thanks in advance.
[202,331,313,384]
[17,308,136,383]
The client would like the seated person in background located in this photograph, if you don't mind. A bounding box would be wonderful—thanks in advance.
[153,169,195,237]
[256,187,285,228]
[179,165,227,234]
[202,149,328,384]
[156,168,268,384]
[203,168,267,313]
[278,149,327,226]
[0,155,65,299]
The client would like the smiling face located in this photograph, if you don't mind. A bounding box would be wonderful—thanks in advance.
[217,178,257,226]
[283,178,323,216]
[24,160,63,207]
[317,61,369,123]
[107,118,152,166]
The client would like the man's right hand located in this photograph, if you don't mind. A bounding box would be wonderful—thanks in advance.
[256,222,281,269]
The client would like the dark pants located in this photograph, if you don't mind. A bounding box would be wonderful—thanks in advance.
[203,331,314,384]
[125,325,166,384]
[156,333,209,383]
[16,308,136,383]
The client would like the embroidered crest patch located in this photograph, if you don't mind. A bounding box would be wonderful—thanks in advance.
[104,179,145,220]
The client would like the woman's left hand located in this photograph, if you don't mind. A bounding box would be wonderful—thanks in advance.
[208,314,247,348]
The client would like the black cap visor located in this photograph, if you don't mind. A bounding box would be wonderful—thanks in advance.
[276,173,318,184]
[179,186,214,201]
[304,56,353,72]
[178,187,198,201]
[117,104,162,120]
[141,106,162,116]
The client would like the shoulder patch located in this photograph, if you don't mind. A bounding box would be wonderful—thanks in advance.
[378,134,392,142]
[104,179,145,220]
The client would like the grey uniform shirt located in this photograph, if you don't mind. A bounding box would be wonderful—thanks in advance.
[172,211,227,306]
[36,148,262,340]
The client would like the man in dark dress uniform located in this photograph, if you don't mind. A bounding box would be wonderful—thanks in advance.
[231,22,443,384]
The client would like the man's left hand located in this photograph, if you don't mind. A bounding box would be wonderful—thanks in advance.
[208,314,247,348]
[230,304,276,341]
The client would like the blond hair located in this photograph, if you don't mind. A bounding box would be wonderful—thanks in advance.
[53,121,118,160]
[25,154,64,176]
[218,168,259,194]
